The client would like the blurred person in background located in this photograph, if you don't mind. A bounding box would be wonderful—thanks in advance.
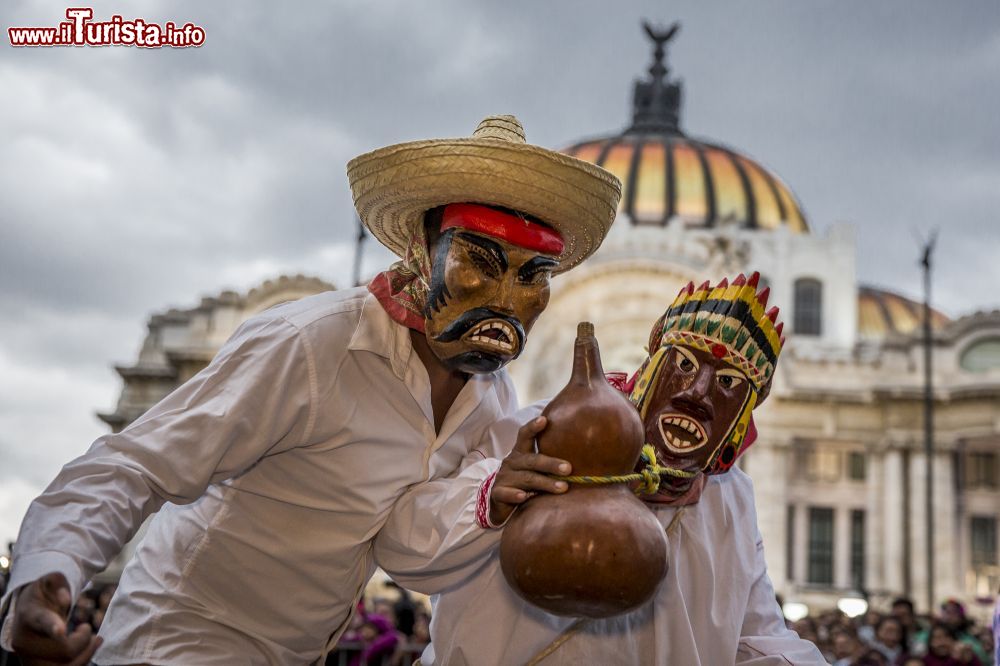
[348,614,399,666]
[994,587,1000,666]
[67,593,96,633]
[793,616,821,646]
[892,597,922,654]
[867,615,908,664]
[829,626,865,666]
[950,640,982,666]
[924,622,962,666]
[370,597,396,629]
[91,584,116,632]
[921,620,984,666]
[853,647,891,666]
[386,581,416,638]
[970,626,991,665]
[913,600,989,664]
[411,612,430,647]
[860,610,883,644]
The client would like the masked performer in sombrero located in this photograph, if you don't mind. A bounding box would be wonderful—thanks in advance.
[375,273,827,665]
[1,116,620,665]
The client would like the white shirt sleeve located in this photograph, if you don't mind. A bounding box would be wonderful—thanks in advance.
[0,314,317,629]
[373,456,501,594]
[374,402,547,595]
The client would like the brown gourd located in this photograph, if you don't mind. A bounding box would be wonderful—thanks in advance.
[499,322,669,618]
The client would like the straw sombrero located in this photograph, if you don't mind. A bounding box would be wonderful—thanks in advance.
[347,115,622,273]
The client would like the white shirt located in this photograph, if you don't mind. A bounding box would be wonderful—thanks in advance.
[375,406,827,666]
[1,288,516,665]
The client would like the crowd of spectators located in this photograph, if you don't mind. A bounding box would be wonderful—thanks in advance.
[323,590,1000,665]
[789,597,997,666]
[3,556,998,665]
[326,582,430,666]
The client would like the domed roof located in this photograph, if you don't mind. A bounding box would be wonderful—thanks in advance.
[561,22,808,233]
[858,286,950,341]
[564,134,808,231]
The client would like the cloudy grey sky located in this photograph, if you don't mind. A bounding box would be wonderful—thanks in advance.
[1,0,998,544]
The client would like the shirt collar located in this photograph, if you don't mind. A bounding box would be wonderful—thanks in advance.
[348,292,411,379]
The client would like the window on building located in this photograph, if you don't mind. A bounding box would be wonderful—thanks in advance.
[793,278,823,336]
[808,449,841,483]
[850,510,865,590]
[807,507,835,585]
[794,444,842,483]
[965,452,999,489]
[971,516,998,567]
[847,451,867,481]
[960,337,1000,373]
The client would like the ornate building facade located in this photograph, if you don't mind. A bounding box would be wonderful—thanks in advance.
[99,27,1000,618]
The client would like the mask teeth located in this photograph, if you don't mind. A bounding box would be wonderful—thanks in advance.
[779,334,786,348]
[756,287,770,307]
[732,273,747,287]
[716,277,729,290]
[747,271,760,288]
[696,280,711,293]
[685,281,695,295]
[774,320,784,335]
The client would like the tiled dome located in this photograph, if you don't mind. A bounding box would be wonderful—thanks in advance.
[858,286,950,340]
[562,21,807,232]
[564,134,808,231]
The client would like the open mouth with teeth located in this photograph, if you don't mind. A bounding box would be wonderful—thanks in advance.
[462,319,518,355]
[657,413,708,454]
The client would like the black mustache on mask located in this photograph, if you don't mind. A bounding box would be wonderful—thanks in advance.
[433,307,526,351]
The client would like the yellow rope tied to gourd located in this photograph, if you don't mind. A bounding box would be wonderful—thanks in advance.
[550,444,695,496]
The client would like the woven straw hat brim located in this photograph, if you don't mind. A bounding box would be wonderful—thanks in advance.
[348,138,622,273]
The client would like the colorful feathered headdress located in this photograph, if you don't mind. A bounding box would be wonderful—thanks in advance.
[647,271,784,390]
[628,271,786,475]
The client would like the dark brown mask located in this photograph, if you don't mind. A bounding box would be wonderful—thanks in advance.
[642,344,751,474]
[423,229,557,374]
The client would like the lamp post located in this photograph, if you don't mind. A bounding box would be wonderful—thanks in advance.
[352,214,367,287]
[920,231,938,614]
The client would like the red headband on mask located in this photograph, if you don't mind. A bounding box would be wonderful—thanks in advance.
[441,203,564,256]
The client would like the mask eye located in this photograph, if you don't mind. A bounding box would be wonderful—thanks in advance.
[519,268,552,285]
[466,246,501,279]
[674,350,697,373]
[717,373,745,389]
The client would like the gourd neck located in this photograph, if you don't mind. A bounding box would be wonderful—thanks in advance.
[570,322,604,387]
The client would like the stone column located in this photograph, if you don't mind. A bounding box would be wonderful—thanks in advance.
[882,448,905,595]
[834,506,852,589]
[794,500,809,587]
[932,450,959,603]
[750,441,789,593]
[865,449,884,594]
